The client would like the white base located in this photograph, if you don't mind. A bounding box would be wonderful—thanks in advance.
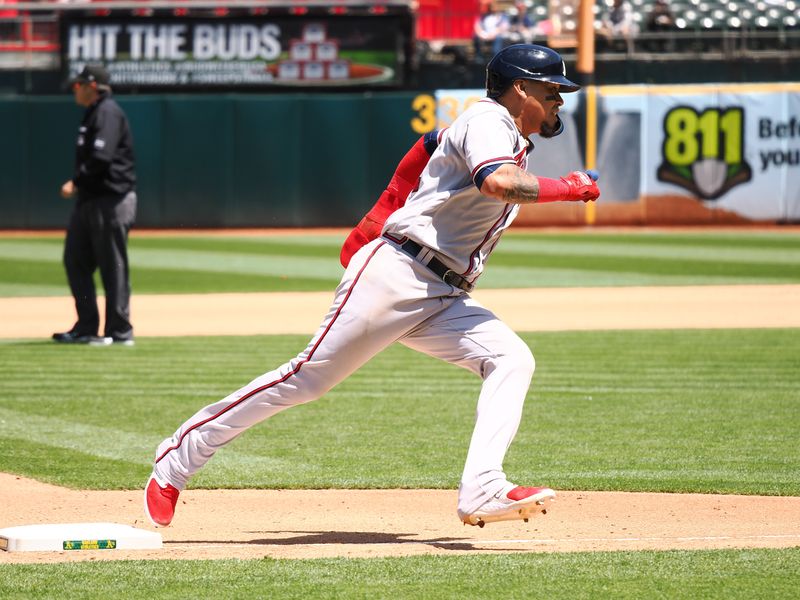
[0,523,162,552]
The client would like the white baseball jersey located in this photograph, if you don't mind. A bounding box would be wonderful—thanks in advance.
[384,98,531,284]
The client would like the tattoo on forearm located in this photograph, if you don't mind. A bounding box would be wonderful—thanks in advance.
[502,170,540,204]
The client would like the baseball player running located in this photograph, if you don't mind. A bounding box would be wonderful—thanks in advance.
[145,44,600,529]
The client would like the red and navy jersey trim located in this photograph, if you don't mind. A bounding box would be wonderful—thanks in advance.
[423,129,440,156]
[472,156,515,190]
[155,241,386,466]
[472,146,526,190]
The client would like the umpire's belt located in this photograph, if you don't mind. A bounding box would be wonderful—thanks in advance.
[387,236,474,292]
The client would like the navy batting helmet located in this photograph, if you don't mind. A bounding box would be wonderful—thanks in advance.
[486,44,580,99]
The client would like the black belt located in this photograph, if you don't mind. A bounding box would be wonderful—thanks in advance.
[392,237,474,292]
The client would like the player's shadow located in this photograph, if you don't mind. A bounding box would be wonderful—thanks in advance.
[170,530,486,551]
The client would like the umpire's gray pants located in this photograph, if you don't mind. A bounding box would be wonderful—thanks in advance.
[63,190,136,339]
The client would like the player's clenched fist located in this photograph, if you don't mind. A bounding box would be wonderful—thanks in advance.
[527,169,600,204]
[561,170,600,203]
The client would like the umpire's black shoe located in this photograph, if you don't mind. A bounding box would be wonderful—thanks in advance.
[52,330,93,344]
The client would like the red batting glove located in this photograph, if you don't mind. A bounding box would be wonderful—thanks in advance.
[537,171,601,203]
[561,171,600,203]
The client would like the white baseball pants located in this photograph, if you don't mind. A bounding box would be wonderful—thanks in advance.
[153,237,535,517]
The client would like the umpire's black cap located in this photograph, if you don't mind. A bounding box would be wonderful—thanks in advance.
[70,65,111,87]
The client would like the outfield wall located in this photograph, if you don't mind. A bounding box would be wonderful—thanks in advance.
[1,84,798,229]
[0,93,422,228]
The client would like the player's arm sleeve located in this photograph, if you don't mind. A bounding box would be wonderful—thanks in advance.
[463,116,519,191]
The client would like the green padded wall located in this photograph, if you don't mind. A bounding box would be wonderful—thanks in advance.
[0,92,426,229]
[0,99,28,228]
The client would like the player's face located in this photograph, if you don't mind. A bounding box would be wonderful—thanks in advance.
[519,80,563,137]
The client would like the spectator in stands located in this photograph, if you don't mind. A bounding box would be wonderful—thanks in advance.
[599,0,638,52]
[473,0,509,60]
[503,0,539,46]
[645,0,676,51]
[599,0,637,50]
[646,0,676,31]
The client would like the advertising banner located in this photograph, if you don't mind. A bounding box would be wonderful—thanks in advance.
[60,12,411,89]
[427,84,800,221]
[640,85,800,221]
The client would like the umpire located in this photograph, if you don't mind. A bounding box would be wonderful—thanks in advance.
[53,64,137,346]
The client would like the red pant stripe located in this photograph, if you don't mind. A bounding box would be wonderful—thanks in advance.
[155,241,386,465]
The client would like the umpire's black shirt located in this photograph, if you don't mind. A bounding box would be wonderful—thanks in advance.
[73,92,136,200]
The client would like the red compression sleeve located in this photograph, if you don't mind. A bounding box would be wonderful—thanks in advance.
[378,135,432,216]
[340,133,438,268]
[391,136,431,190]
[534,176,572,203]
[339,226,372,268]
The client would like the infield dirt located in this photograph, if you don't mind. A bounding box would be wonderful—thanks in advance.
[2,284,800,339]
[1,285,799,563]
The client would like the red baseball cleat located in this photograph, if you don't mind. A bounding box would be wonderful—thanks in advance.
[144,475,180,528]
[462,485,555,527]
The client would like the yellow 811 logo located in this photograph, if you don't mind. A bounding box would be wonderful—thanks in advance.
[657,106,752,199]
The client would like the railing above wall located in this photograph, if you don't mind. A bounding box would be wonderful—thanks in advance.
[2,1,799,90]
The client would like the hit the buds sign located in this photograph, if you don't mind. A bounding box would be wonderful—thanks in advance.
[61,14,410,88]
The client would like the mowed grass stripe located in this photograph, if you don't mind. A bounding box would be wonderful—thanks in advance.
[0,548,799,599]
[1,329,797,494]
[0,236,343,262]
[6,232,799,266]
[0,282,66,296]
[497,237,800,265]
[0,257,68,296]
[502,230,800,249]
[1,231,799,296]
[0,407,288,470]
[0,243,342,280]
[477,266,777,287]
[0,239,63,261]
[129,247,342,279]
[131,267,337,293]
[0,437,150,489]
[131,235,344,258]
[488,250,800,280]
[0,257,340,295]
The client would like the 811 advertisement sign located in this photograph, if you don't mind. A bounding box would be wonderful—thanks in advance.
[649,86,800,221]
[656,106,753,200]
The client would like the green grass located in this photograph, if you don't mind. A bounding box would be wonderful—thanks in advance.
[1,329,797,494]
[1,229,798,591]
[1,229,799,295]
[1,548,799,599]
